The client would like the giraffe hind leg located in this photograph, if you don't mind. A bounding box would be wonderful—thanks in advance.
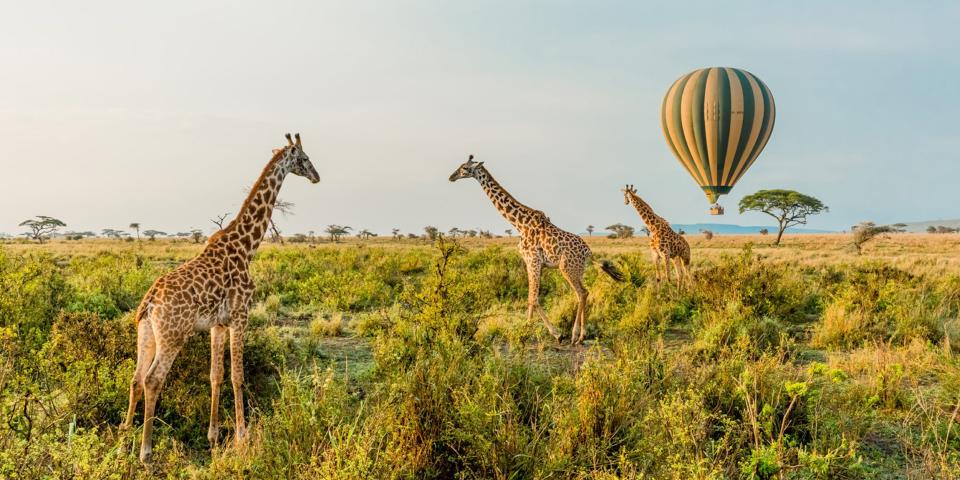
[122,318,156,430]
[676,258,685,288]
[140,339,184,463]
[525,258,560,343]
[560,265,589,346]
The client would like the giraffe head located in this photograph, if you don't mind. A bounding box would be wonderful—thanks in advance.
[448,154,484,182]
[273,133,320,183]
[621,184,638,205]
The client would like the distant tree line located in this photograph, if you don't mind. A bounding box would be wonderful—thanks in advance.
[927,225,959,234]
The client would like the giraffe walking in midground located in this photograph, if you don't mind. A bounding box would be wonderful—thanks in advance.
[450,155,625,345]
[120,134,320,463]
[621,184,691,287]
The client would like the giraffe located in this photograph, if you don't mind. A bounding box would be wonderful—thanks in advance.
[120,133,320,463]
[621,184,691,287]
[449,155,624,345]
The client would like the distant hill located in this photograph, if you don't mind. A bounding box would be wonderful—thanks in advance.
[594,223,834,236]
[671,223,834,235]
[894,219,960,233]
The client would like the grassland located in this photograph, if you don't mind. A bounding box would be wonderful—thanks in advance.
[0,233,958,479]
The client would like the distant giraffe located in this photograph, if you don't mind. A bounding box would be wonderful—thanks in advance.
[120,133,320,463]
[450,155,624,344]
[621,184,691,287]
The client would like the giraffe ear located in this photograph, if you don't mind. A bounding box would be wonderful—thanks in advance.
[272,149,282,155]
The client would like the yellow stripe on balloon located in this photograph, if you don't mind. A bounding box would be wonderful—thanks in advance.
[680,69,710,186]
[721,68,744,186]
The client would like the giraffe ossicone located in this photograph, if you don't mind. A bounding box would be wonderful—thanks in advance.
[120,133,320,464]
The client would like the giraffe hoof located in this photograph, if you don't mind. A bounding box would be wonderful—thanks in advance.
[139,447,153,465]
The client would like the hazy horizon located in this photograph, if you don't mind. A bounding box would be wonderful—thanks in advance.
[3,1,958,237]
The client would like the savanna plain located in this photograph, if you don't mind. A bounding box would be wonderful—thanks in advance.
[1,233,958,479]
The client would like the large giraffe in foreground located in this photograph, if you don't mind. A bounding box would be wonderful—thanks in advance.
[621,184,691,287]
[121,134,320,463]
[450,156,624,345]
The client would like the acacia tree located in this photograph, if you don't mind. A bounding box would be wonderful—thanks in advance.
[605,223,635,239]
[505,229,513,237]
[424,226,439,241]
[19,216,66,243]
[143,230,167,241]
[852,221,905,254]
[101,228,125,239]
[739,189,828,245]
[210,213,230,230]
[357,229,377,240]
[269,198,295,244]
[129,222,141,241]
[586,225,594,236]
[325,225,352,242]
[392,228,401,240]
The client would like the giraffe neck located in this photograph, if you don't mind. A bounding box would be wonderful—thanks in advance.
[223,152,291,256]
[628,193,670,232]
[474,167,542,232]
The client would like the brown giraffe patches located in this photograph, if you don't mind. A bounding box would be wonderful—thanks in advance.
[449,157,624,345]
[122,134,320,465]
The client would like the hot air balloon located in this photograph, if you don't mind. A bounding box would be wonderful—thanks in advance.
[661,67,775,215]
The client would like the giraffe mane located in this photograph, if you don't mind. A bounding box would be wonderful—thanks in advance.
[226,146,289,231]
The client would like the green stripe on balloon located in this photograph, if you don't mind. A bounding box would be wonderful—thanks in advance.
[716,68,731,187]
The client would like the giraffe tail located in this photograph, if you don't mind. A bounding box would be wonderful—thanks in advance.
[598,260,626,282]
[133,284,156,326]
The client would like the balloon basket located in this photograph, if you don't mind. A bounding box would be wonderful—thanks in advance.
[709,204,725,215]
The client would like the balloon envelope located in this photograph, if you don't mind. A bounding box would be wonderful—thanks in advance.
[660,67,775,204]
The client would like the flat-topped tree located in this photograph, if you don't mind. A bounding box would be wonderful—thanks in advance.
[101,228,125,240]
[143,230,167,241]
[852,221,905,254]
[130,223,141,241]
[605,223,634,239]
[739,189,828,245]
[325,225,351,242]
[19,216,66,243]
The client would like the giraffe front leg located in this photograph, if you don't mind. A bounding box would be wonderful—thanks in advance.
[650,249,663,286]
[208,325,227,447]
[229,324,248,443]
[525,257,560,343]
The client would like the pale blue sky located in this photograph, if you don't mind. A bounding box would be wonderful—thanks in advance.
[2,1,957,236]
